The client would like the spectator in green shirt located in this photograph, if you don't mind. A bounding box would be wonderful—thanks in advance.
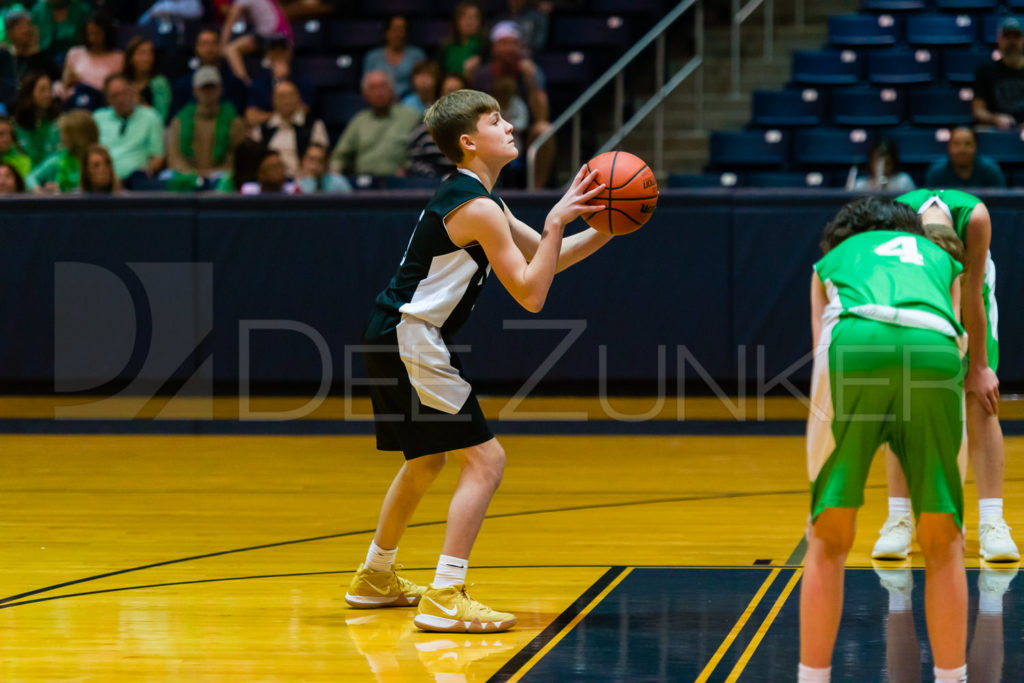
[0,116,32,178]
[26,108,97,192]
[31,0,90,61]
[13,72,62,166]
[93,73,165,183]
[123,36,172,122]
[440,1,485,81]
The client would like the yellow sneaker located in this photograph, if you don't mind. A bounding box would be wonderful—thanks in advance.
[345,564,426,608]
[413,584,516,633]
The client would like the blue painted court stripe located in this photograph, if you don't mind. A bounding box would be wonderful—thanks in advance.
[489,566,628,682]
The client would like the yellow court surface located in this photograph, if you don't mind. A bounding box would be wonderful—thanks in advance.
[2,412,1023,680]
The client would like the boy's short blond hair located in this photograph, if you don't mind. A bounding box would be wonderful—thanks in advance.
[923,222,966,270]
[424,89,500,164]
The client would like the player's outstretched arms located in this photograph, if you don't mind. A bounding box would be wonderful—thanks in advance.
[447,198,560,313]
[963,202,999,413]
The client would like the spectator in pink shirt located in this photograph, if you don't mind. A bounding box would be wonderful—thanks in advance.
[62,10,124,110]
[221,0,293,86]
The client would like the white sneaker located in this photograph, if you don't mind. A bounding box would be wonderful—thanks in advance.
[873,565,913,599]
[872,513,914,560]
[979,518,1021,562]
[978,565,1018,598]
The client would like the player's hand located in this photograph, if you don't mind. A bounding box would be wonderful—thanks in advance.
[965,365,1000,414]
[547,165,606,231]
[995,113,1016,130]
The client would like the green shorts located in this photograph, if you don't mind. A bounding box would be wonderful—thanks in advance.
[806,317,965,527]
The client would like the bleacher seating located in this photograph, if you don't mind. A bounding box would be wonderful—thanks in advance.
[709,2,1024,187]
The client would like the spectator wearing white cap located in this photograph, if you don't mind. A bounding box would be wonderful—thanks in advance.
[166,65,247,177]
[492,0,549,55]
[472,19,553,188]
[974,16,1024,129]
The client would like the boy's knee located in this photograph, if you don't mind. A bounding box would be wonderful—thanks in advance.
[810,511,856,557]
[917,514,962,557]
[466,440,505,485]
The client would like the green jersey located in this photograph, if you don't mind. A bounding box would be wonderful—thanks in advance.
[896,188,980,243]
[815,231,964,341]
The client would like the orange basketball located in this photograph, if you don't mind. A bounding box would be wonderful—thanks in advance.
[582,151,659,235]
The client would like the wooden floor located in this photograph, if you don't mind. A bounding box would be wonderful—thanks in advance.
[2,427,1022,680]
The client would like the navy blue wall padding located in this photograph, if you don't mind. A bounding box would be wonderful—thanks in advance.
[3,191,1024,394]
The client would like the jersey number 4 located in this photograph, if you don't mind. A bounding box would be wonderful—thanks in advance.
[873,236,924,266]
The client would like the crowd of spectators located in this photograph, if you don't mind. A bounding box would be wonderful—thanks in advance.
[0,0,560,196]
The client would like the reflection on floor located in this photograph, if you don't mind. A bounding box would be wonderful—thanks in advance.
[517,566,1022,682]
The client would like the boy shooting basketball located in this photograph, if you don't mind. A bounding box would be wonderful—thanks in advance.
[800,197,968,683]
[344,89,609,633]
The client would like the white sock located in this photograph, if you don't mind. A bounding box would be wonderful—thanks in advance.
[934,664,967,682]
[979,498,1003,524]
[889,497,912,518]
[433,554,468,588]
[889,592,911,612]
[979,589,1004,615]
[364,541,397,572]
[797,663,831,682]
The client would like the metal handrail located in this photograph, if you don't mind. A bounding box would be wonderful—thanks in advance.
[526,0,702,188]
[731,0,774,97]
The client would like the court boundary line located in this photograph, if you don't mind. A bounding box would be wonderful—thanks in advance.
[725,568,805,682]
[0,486,827,606]
[694,567,781,683]
[493,566,633,683]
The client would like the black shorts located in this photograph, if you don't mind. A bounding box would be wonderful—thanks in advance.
[362,311,493,460]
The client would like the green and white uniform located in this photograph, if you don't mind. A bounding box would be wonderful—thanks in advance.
[363,169,499,459]
[808,231,966,526]
[896,188,998,370]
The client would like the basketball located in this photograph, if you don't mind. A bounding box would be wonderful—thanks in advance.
[582,151,659,235]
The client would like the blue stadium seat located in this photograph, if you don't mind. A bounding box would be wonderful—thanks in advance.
[667,172,740,188]
[319,91,366,128]
[1009,0,1024,8]
[745,171,832,188]
[295,55,359,91]
[982,14,1024,44]
[866,48,938,84]
[882,127,949,167]
[907,86,974,126]
[831,87,905,126]
[861,0,929,9]
[934,0,997,10]
[553,16,630,49]
[291,19,326,54]
[943,46,995,82]
[329,19,385,51]
[750,89,824,127]
[791,49,863,85]
[905,13,977,45]
[975,129,1024,164]
[411,18,450,50]
[828,14,901,47]
[535,52,591,88]
[794,128,875,166]
[708,130,789,169]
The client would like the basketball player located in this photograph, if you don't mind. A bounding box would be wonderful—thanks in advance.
[343,89,610,633]
[872,189,1018,563]
[800,197,967,683]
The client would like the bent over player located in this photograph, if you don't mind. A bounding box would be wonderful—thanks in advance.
[799,197,968,683]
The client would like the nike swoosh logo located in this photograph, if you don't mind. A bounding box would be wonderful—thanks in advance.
[426,596,460,617]
[364,582,394,595]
